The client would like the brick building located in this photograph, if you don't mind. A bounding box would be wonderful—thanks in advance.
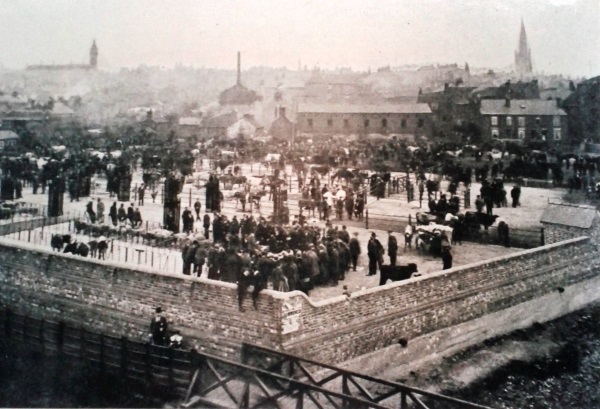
[479,99,567,146]
[296,103,432,137]
[541,203,600,245]
[562,76,600,144]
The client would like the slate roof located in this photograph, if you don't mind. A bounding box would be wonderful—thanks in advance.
[179,117,202,126]
[0,130,19,141]
[480,99,566,116]
[540,203,597,229]
[298,103,432,114]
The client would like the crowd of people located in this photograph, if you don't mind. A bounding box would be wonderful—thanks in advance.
[84,197,144,228]
[179,213,368,310]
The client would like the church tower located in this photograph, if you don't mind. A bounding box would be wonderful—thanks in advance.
[514,20,533,76]
[90,40,98,69]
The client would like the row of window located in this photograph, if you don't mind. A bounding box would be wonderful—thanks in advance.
[307,118,424,128]
[491,127,562,140]
[491,115,561,127]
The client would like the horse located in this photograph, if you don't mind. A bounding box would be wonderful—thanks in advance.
[311,165,330,176]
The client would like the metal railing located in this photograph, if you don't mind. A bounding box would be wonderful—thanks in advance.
[240,343,493,409]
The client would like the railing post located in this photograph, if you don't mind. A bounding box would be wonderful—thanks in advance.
[100,333,106,374]
[121,336,128,379]
[342,374,350,409]
[57,321,65,353]
[39,318,45,349]
[145,342,152,392]
[168,346,175,394]
[365,209,369,230]
[541,227,545,246]
[4,307,12,338]
[80,327,86,358]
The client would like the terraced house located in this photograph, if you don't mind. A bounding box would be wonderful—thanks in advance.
[479,98,567,146]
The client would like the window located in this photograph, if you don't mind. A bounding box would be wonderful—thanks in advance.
[491,116,498,126]
[554,128,562,140]
[553,116,561,127]
[491,128,499,138]
[535,117,541,125]
[343,119,349,128]
[308,118,313,128]
[417,118,424,128]
[401,118,407,128]
[518,128,525,139]
[506,116,512,126]
[327,118,333,127]
[364,119,370,128]
[518,116,525,127]
[382,118,387,128]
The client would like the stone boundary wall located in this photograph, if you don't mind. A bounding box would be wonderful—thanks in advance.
[280,236,600,364]
[0,238,287,359]
[0,235,597,365]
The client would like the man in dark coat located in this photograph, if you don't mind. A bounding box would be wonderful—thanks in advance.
[367,233,383,276]
[442,247,453,270]
[182,207,194,234]
[149,307,168,346]
[203,213,211,239]
[194,199,202,220]
[387,232,398,266]
[349,232,361,271]
[127,203,135,226]
[511,185,521,208]
[181,240,197,275]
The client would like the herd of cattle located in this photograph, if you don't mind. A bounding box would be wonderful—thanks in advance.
[50,233,110,259]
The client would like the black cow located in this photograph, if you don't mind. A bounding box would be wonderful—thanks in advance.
[464,211,499,230]
[74,220,88,234]
[379,263,418,285]
[51,234,71,251]
[63,241,89,257]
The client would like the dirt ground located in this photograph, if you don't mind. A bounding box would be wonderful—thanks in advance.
[7,160,566,301]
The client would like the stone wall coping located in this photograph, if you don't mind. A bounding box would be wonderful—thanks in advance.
[0,235,590,308]
[0,236,287,300]
[281,236,591,308]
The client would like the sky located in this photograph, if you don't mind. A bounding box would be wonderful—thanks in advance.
[0,0,598,76]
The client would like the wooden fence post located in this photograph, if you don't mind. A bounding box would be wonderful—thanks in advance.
[100,333,106,374]
[121,336,128,379]
[365,209,369,229]
[57,321,65,353]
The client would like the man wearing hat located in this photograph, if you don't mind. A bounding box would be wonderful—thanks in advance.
[150,307,168,346]
[367,232,383,276]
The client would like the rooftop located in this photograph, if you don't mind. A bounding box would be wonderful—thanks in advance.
[480,99,566,116]
[298,103,432,114]
[540,202,597,229]
[0,130,19,141]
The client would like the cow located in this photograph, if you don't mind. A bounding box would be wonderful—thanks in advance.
[97,239,109,259]
[464,211,499,230]
[311,165,330,176]
[51,234,71,252]
[63,241,90,257]
[379,263,418,285]
[73,220,88,234]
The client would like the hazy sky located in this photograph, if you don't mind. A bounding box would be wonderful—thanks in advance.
[0,0,598,76]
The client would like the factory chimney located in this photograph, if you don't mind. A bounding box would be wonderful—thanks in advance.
[237,51,241,85]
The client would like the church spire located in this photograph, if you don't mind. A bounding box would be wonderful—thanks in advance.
[90,39,98,69]
[515,19,532,76]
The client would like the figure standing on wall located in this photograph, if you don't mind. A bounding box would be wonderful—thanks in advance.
[442,247,453,270]
[149,307,168,346]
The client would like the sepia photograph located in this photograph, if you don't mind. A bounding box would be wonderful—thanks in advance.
[0,0,599,407]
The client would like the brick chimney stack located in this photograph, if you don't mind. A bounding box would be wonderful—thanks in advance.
[237,51,241,85]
